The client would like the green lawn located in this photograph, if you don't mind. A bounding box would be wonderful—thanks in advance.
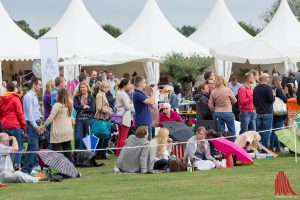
[1,156,300,200]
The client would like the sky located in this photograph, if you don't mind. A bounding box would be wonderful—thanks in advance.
[1,0,277,32]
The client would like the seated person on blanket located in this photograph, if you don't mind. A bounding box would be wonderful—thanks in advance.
[0,133,48,183]
[185,127,218,170]
[150,128,173,170]
[115,127,150,174]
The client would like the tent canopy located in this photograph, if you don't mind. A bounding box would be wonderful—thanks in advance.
[0,1,39,61]
[256,0,300,48]
[211,38,300,64]
[189,0,252,49]
[42,0,149,64]
[118,0,209,57]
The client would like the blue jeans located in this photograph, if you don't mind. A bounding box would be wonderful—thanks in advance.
[22,122,40,174]
[74,119,90,149]
[270,118,284,150]
[3,128,23,167]
[239,112,256,134]
[44,124,52,149]
[256,113,273,149]
[214,112,236,137]
[154,159,168,170]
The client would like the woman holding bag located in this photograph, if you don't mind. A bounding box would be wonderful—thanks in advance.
[94,81,113,159]
[271,76,289,152]
[115,79,133,156]
[74,82,96,150]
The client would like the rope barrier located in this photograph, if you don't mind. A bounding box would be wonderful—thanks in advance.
[3,123,299,159]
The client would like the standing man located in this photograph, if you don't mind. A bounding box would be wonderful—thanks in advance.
[22,78,43,174]
[107,72,116,96]
[238,72,256,134]
[206,79,215,94]
[51,77,65,106]
[133,77,155,141]
[253,73,275,150]
[0,82,26,169]
[229,76,242,96]
[89,70,97,88]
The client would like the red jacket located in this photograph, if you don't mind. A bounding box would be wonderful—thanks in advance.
[0,92,26,131]
[238,86,255,112]
[159,110,184,127]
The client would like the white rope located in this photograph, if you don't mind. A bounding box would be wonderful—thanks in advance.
[6,123,298,157]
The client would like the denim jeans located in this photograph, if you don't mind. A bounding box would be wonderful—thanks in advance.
[239,112,256,134]
[74,118,90,149]
[270,118,284,150]
[214,112,236,137]
[154,159,168,170]
[22,122,40,174]
[3,128,23,167]
[256,113,273,149]
[44,124,52,149]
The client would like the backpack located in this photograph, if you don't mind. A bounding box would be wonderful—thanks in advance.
[74,151,105,167]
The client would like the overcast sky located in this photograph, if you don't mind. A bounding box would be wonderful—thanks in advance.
[1,0,276,32]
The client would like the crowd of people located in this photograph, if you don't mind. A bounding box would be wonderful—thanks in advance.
[0,67,299,182]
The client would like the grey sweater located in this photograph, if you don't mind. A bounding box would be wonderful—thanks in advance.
[184,135,216,162]
[116,135,150,173]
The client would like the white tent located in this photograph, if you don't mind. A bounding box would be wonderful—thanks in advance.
[118,0,209,83]
[189,0,252,81]
[257,0,300,48]
[211,38,300,64]
[189,0,252,49]
[42,0,148,63]
[0,1,39,88]
[118,0,209,58]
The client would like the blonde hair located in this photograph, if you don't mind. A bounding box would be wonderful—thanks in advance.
[215,76,227,88]
[99,81,110,92]
[45,80,54,94]
[154,128,169,155]
[77,82,91,95]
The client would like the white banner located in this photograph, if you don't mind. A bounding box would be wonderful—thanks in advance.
[39,37,59,91]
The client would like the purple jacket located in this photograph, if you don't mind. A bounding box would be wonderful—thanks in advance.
[43,92,52,121]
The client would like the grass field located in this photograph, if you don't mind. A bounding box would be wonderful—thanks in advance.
[1,156,299,200]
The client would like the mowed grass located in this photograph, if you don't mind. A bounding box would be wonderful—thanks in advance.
[1,156,300,200]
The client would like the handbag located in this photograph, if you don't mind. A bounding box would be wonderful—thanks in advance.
[91,119,111,139]
[110,114,122,125]
[273,96,287,116]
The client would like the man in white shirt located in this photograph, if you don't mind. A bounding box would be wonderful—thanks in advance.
[0,133,47,183]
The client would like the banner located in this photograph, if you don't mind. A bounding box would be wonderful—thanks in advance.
[39,37,59,91]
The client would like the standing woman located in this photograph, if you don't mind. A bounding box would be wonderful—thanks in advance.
[74,82,96,149]
[115,79,133,156]
[94,82,113,159]
[208,76,237,137]
[42,88,73,161]
[271,76,289,152]
[43,80,54,149]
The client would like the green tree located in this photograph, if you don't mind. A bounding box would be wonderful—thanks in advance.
[261,0,300,24]
[102,24,122,38]
[176,25,197,37]
[238,21,261,36]
[38,27,51,38]
[162,53,213,97]
[14,20,37,39]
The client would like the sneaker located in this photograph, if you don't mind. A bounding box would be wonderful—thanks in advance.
[33,165,41,171]
[284,147,290,153]
[113,166,120,173]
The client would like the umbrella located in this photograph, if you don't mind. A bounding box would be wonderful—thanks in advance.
[161,122,195,142]
[211,138,253,164]
[83,134,100,153]
[275,129,300,153]
[38,150,79,178]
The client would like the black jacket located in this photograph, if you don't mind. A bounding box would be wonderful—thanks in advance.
[74,94,96,119]
[194,91,212,120]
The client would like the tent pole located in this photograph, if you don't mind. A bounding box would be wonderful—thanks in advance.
[295,130,298,163]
